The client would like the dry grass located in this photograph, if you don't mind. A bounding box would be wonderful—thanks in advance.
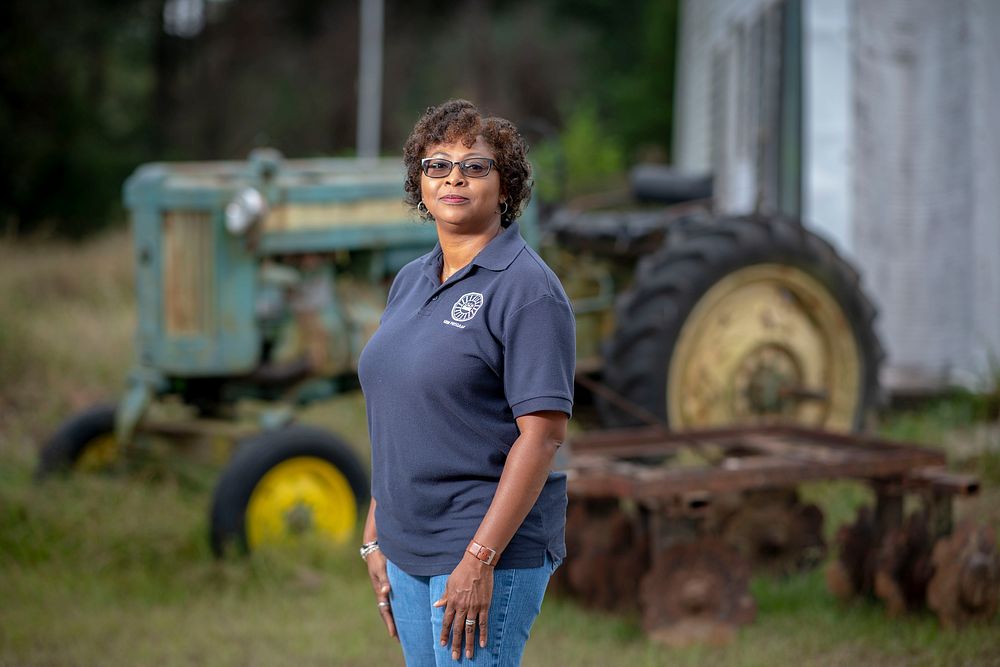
[0,230,135,444]
[1,231,998,666]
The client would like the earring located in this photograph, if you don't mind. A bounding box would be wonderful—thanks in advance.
[417,200,429,215]
[498,201,509,216]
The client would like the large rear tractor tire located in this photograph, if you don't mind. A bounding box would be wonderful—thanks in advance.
[602,216,883,431]
[210,425,369,556]
[37,404,121,476]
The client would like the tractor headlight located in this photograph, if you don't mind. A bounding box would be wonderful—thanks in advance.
[225,187,267,236]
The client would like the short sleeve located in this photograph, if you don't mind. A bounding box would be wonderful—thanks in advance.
[379,263,414,324]
[503,295,576,418]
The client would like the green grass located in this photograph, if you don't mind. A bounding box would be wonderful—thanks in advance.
[880,395,1000,490]
[1,232,999,666]
[0,462,399,666]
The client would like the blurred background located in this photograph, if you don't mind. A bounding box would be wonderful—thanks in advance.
[4,0,998,391]
[2,1,999,665]
[0,0,677,238]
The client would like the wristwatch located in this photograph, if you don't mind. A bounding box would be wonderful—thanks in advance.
[467,541,498,566]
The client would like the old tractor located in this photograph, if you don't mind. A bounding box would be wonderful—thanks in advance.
[539,166,995,639]
[37,149,997,640]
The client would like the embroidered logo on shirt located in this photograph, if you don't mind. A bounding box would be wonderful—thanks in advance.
[451,292,484,322]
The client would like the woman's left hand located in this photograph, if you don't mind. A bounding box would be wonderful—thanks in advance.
[433,553,495,660]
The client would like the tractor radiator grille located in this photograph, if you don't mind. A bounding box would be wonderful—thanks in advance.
[162,210,213,335]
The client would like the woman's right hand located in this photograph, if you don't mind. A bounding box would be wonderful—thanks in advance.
[366,549,397,640]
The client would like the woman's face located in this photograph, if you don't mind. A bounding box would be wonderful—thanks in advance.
[420,135,503,232]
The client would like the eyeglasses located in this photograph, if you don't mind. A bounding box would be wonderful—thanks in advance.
[420,157,496,179]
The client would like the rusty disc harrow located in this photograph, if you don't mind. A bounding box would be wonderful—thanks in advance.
[826,505,879,600]
[710,489,826,576]
[556,498,648,611]
[927,521,1000,628]
[639,536,756,646]
[873,511,935,616]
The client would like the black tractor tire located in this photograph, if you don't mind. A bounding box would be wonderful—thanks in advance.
[210,425,369,557]
[36,404,118,477]
[630,165,713,204]
[601,215,884,431]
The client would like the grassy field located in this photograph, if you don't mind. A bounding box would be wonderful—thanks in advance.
[1,231,999,666]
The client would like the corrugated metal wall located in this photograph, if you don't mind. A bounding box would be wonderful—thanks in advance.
[675,0,769,173]
[968,0,1000,386]
[675,0,800,216]
[675,0,1000,390]
[803,0,853,257]
[853,0,1000,389]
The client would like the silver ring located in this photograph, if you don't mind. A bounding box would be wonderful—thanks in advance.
[464,618,477,627]
[378,601,390,608]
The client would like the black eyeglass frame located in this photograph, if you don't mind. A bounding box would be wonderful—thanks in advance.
[420,157,496,179]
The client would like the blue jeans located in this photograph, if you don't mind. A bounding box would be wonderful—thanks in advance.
[386,554,559,666]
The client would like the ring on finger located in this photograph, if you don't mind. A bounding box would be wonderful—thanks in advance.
[378,601,390,608]
[464,618,477,627]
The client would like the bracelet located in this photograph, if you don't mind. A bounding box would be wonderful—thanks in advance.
[360,540,380,561]
[467,540,498,566]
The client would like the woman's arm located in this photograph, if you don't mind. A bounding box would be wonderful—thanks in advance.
[472,410,567,555]
[433,410,567,660]
[363,497,397,640]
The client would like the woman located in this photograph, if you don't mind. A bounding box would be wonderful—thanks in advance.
[357,99,575,666]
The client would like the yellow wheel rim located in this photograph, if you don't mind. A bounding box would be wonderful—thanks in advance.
[246,456,358,548]
[75,434,120,471]
[667,264,861,431]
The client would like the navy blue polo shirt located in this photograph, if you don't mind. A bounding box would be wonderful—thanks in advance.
[358,222,575,576]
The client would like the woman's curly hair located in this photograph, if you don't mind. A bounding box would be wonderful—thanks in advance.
[403,99,532,227]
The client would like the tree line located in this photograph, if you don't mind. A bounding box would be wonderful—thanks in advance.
[1,0,677,237]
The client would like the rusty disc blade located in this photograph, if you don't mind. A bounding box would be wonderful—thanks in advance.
[558,498,649,611]
[873,511,934,616]
[711,489,826,576]
[640,536,755,646]
[826,505,879,600]
[927,521,1000,628]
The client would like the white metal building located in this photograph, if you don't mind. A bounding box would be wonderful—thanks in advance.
[673,0,1000,391]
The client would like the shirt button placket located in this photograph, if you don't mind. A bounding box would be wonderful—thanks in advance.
[419,291,441,315]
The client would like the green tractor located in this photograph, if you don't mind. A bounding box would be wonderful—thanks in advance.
[38,150,882,556]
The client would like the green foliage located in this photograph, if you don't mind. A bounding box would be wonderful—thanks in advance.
[879,391,1000,487]
[879,392,995,445]
[798,480,874,541]
[980,353,1000,421]
[533,103,626,201]
[2,0,680,237]
[980,449,1000,487]
[0,0,157,238]
[543,0,679,160]
[604,0,679,158]
[518,0,680,201]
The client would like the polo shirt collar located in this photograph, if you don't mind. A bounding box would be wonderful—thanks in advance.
[420,222,526,284]
[472,222,526,271]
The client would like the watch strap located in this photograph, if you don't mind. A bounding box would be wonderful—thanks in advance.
[467,541,498,566]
